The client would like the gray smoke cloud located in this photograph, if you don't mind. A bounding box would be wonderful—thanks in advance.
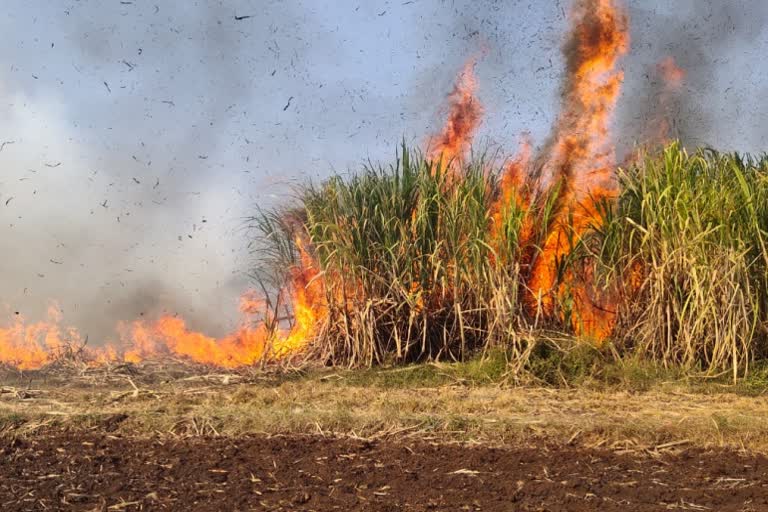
[0,1,306,340]
[617,0,768,154]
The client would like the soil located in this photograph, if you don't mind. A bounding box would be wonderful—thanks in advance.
[1,433,767,511]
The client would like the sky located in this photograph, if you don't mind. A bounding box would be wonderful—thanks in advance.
[1,0,767,341]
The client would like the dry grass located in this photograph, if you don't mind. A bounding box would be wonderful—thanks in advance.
[2,365,768,454]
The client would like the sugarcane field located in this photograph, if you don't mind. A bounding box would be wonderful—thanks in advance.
[3,1,768,510]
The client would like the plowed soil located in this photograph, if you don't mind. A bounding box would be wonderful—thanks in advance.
[1,433,766,511]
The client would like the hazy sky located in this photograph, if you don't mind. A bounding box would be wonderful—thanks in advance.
[1,1,767,340]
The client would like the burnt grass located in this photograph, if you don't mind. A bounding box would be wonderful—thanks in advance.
[1,432,767,511]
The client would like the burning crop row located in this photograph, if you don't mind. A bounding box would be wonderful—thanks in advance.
[3,0,768,379]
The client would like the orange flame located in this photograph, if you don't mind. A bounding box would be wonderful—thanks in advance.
[120,238,327,367]
[490,137,534,259]
[0,305,77,370]
[121,317,268,368]
[276,235,327,356]
[527,0,629,340]
[0,236,328,369]
[497,138,533,219]
[428,59,483,172]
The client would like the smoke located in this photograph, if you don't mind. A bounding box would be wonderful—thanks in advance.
[618,0,768,154]
[0,1,309,341]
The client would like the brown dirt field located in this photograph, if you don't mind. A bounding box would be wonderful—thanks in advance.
[2,432,767,512]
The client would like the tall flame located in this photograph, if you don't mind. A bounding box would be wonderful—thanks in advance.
[428,59,483,171]
[527,0,629,339]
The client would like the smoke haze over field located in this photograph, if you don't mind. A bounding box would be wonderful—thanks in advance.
[617,1,768,151]
[0,0,766,342]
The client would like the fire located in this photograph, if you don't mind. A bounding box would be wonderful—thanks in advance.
[483,0,629,341]
[496,137,533,222]
[428,59,483,172]
[120,236,327,367]
[658,56,685,89]
[490,137,534,261]
[1,299,270,370]
[121,317,268,368]
[275,236,328,356]
[525,0,628,340]
[0,305,81,370]
[0,237,327,370]
[1,0,644,369]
